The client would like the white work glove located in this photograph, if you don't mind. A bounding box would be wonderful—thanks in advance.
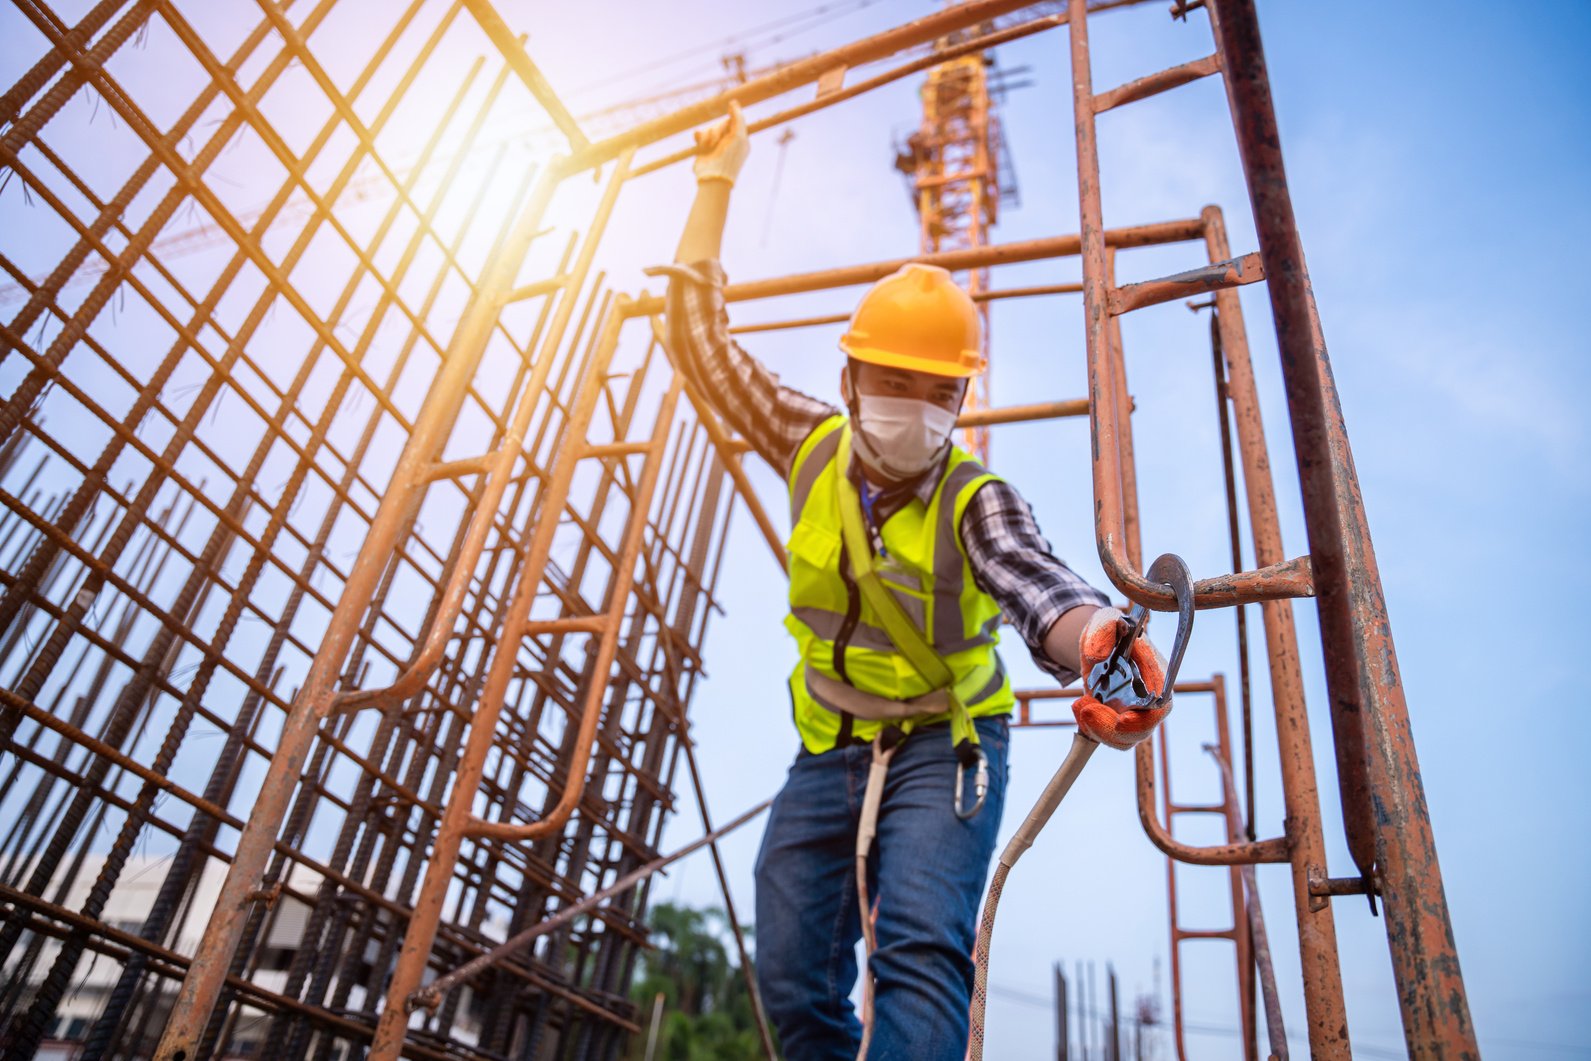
[693,100,750,187]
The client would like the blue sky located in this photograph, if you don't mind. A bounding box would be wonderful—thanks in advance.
[3,1,1587,1058]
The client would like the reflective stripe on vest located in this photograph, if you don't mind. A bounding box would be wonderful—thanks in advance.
[783,414,1014,753]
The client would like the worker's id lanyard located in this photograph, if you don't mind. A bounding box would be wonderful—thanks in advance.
[857,477,889,559]
[858,477,918,583]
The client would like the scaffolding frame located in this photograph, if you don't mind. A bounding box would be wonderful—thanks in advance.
[0,0,1478,1059]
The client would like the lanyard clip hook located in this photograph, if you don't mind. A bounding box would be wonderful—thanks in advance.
[954,743,989,820]
[1086,553,1195,711]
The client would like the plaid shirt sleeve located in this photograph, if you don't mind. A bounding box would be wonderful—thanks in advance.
[961,479,1110,685]
[650,258,838,478]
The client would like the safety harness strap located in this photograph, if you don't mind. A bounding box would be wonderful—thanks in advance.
[835,426,980,755]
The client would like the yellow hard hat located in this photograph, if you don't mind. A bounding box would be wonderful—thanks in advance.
[838,263,985,378]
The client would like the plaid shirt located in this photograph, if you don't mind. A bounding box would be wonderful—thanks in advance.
[654,259,1108,685]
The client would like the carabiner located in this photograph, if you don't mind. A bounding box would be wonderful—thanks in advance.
[1085,553,1196,713]
[954,745,989,820]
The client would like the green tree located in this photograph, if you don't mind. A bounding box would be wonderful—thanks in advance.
[627,902,771,1060]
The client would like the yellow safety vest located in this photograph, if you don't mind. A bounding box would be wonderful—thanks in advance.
[784,414,1014,754]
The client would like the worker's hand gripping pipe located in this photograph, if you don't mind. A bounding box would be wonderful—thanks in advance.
[966,554,1195,1061]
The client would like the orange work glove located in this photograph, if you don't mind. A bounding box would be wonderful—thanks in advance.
[1072,606,1169,750]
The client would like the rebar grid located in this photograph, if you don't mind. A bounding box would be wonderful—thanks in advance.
[0,3,740,1058]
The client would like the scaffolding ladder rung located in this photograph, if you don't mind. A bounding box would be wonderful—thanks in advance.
[1093,53,1221,114]
[1107,252,1264,316]
[1168,801,1229,815]
[955,397,1091,428]
[1173,927,1239,942]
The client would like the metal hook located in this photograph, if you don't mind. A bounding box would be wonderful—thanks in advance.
[1086,553,1196,711]
[1144,552,1195,706]
[954,745,989,820]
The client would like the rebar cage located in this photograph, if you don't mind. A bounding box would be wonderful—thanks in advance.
[0,1,1478,1060]
[1,3,742,1057]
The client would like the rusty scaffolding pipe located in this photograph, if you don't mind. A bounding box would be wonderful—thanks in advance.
[1069,0,1349,1050]
[1206,1,1477,1054]
[562,0,1059,173]
[726,281,1086,335]
[1156,678,1257,1061]
[458,0,589,151]
[631,220,1205,315]
[629,13,1073,180]
[1198,204,1350,1055]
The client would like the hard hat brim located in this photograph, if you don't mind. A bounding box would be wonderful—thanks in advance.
[839,340,985,379]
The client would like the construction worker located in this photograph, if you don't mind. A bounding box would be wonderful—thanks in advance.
[654,103,1169,1060]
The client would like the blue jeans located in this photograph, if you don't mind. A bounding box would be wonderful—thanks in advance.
[753,717,1009,1060]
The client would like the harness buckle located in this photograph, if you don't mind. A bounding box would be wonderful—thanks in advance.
[954,744,989,820]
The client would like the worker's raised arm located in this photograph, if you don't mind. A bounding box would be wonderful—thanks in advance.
[675,101,746,262]
[644,102,745,322]
[650,103,836,478]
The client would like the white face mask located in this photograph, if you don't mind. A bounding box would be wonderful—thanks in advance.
[851,393,957,481]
